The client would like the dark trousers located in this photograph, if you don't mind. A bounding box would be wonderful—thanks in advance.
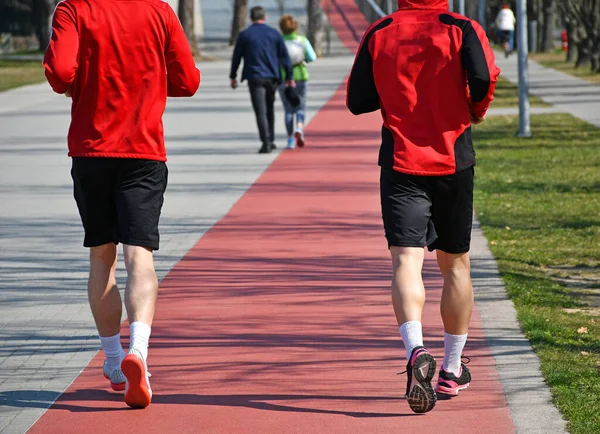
[248,78,278,147]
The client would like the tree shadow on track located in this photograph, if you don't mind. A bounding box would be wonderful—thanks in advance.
[152,392,413,418]
[1,389,414,418]
[0,389,123,413]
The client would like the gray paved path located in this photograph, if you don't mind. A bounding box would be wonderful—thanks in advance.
[495,52,600,127]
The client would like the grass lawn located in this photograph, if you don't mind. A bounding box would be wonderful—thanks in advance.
[473,113,600,434]
[531,50,600,85]
[493,75,549,108]
[0,60,45,92]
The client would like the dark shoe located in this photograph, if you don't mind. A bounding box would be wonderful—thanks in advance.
[259,144,272,154]
[270,143,277,150]
[435,358,471,396]
[404,346,437,414]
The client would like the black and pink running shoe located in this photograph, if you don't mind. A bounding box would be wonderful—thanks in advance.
[435,360,472,396]
[403,346,437,414]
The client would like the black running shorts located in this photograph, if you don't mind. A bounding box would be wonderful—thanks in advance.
[380,166,474,254]
[71,157,168,250]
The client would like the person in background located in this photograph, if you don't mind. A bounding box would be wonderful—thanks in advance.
[44,0,200,409]
[278,14,317,149]
[230,6,294,154]
[496,3,516,56]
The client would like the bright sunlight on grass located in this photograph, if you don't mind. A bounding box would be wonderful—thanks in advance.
[0,60,45,92]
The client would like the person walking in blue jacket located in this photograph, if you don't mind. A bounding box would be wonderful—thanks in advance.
[230,6,294,154]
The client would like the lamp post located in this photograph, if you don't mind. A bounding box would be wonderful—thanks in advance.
[517,0,532,137]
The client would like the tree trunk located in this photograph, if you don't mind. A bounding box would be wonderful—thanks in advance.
[540,0,555,52]
[178,0,200,57]
[307,0,324,57]
[592,29,600,73]
[276,0,285,16]
[575,37,591,69]
[566,20,576,63]
[230,0,248,46]
[591,54,599,73]
[465,1,477,20]
[32,0,53,50]
[591,40,600,73]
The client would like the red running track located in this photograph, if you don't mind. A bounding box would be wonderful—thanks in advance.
[29,2,515,433]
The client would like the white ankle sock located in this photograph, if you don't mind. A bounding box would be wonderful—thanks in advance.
[129,322,151,361]
[99,333,125,371]
[443,332,468,376]
[399,321,424,360]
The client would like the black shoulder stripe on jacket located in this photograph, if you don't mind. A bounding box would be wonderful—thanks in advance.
[347,18,393,115]
[439,14,491,104]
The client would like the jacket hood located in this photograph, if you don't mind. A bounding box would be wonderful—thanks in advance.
[397,0,449,10]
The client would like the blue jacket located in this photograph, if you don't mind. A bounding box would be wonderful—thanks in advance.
[229,23,293,83]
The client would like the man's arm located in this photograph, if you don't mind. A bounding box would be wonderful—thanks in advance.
[346,17,392,116]
[166,8,200,97]
[277,35,293,82]
[43,2,79,95]
[229,33,245,81]
[462,20,501,120]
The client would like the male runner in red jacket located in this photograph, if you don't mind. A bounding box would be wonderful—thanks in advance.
[347,0,500,414]
[44,0,200,409]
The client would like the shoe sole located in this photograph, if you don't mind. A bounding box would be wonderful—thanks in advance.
[435,383,470,396]
[103,373,126,392]
[407,353,437,414]
[295,132,304,147]
[121,355,152,409]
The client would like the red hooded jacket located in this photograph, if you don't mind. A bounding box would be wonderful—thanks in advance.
[347,0,500,176]
[43,0,201,162]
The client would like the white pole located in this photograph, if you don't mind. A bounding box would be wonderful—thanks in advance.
[458,0,465,15]
[517,0,532,137]
[386,0,393,14]
[449,0,453,12]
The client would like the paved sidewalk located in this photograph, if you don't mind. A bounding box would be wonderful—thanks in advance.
[495,53,600,127]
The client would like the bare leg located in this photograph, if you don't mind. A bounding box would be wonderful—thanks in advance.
[437,251,473,379]
[123,245,158,326]
[392,246,437,414]
[438,251,473,335]
[390,246,426,325]
[121,244,157,409]
[88,243,121,337]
